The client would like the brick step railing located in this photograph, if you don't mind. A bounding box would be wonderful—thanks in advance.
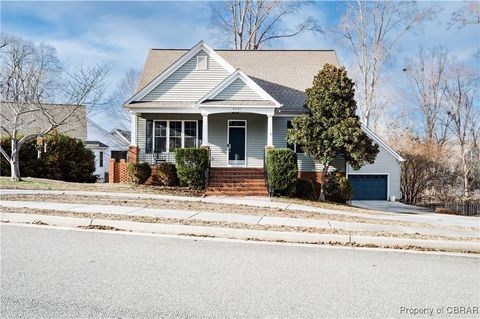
[206,168,268,196]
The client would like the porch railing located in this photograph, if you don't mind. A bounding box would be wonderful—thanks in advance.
[153,152,176,164]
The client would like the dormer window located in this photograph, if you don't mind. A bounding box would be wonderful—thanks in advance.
[196,55,208,70]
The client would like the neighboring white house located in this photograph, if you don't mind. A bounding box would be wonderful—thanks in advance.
[123,41,405,199]
[85,119,130,182]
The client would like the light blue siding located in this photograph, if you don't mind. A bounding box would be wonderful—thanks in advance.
[212,78,263,100]
[141,50,230,101]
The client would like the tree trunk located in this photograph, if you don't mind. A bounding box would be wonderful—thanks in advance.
[318,164,330,201]
[10,139,22,182]
[463,155,469,198]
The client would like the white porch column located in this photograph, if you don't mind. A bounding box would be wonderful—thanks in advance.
[130,112,138,146]
[267,115,273,147]
[202,114,209,146]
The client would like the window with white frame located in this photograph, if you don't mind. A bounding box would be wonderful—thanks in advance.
[152,120,198,153]
[196,55,208,70]
[154,121,167,153]
[287,120,303,153]
[169,121,182,152]
[184,121,197,148]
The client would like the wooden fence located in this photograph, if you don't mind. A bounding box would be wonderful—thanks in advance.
[443,200,480,216]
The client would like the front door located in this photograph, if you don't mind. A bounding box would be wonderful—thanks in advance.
[228,120,246,166]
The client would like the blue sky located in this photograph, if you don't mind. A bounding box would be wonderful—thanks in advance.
[2,1,479,130]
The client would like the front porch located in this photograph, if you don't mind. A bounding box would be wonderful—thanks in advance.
[131,111,274,169]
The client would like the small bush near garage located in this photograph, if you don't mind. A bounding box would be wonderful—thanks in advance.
[323,171,352,203]
[175,148,208,189]
[127,162,152,184]
[296,178,316,200]
[1,132,96,183]
[267,148,298,196]
[155,162,178,186]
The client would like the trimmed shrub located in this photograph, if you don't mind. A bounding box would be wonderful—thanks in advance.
[266,148,298,196]
[155,162,178,186]
[127,162,151,184]
[174,148,208,189]
[323,171,352,203]
[1,132,96,183]
[296,178,315,200]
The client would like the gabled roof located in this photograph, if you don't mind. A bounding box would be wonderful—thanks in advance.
[86,119,130,151]
[362,124,405,162]
[197,70,281,108]
[135,47,340,113]
[126,41,236,104]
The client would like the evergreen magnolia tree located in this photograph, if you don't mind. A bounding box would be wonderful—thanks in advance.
[287,64,379,199]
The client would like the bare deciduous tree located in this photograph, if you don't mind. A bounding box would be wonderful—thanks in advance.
[210,0,320,49]
[0,35,110,181]
[107,68,140,129]
[444,64,479,197]
[339,0,435,128]
[448,1,480,29]
[403,46,451,144]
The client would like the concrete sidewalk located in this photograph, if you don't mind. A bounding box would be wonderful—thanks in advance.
[3,213,480,254]
[1,200,479,239]
[1,189,479,228]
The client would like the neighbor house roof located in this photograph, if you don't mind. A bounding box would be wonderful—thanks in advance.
[86,119,130,151]
[137,48,340,113]
[84,140,109,148]
[0,102,87,139]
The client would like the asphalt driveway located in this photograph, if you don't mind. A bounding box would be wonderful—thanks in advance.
[351,200,433,214]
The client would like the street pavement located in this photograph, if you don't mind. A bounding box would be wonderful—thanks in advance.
[1,224,479,318]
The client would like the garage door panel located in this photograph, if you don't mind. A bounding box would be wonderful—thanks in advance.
[349,175,387,200]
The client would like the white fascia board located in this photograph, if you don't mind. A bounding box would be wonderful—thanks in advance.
[362,124,406,162]
[123,107,202,114]
[196,70,282,108]
[200,106,275,116]
[124,41,236,105]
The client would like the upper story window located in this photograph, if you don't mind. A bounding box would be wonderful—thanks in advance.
[196,55,208,70]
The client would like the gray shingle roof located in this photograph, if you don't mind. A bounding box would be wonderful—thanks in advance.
[84,140,109,148]
[138,49,340,113]
[0,102,87,139]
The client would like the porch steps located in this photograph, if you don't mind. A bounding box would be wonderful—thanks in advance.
[206,168,268,196]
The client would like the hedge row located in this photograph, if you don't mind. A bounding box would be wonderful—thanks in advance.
[1,133,96,183]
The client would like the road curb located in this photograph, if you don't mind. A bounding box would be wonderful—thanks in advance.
[2,212,479,253]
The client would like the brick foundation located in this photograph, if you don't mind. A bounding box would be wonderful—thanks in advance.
[128,145,139,164]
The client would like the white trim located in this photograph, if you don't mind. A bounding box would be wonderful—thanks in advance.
[126,107,200,114]
[152,120,199,153]
[130,113,138,146]
[346,173,390,200]
[125,41,236,104]
[197,69,281,108]
[201,107,275,117]
[202,114,209,146]
[361,124,405,162]
[267,115,273,147]
[227,119,247,167]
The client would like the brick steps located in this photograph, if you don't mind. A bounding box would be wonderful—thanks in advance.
[206,167,268,197]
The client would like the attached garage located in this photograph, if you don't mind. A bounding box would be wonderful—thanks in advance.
[348,174,388,200]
